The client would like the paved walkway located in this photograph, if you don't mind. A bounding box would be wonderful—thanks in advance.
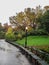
[0,40,31,65]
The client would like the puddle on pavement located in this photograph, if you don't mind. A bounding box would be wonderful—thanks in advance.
[0,47,12,52]
[16,52,21,58]
[0,47,5,51]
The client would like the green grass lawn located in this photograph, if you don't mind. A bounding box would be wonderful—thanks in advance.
[16,36,49,53]
[16,36,49,46]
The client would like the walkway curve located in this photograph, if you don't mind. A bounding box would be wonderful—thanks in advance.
[0,40,31,65]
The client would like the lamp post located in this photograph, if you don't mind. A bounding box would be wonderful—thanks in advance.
[25,27,28,48]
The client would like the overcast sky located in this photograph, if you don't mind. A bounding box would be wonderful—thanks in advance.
[0,0,49,25]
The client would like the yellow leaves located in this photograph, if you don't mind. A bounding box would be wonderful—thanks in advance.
[16,12,25,23]
[5,27,16,41]
[8,27,13,33]
[17,33,22,39]
[6,27,13,35]
[8,27,12,31]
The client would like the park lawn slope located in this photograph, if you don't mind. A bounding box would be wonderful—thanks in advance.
[16,36,49,46]
[16,36,49,53]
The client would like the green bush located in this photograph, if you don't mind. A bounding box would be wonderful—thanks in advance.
[0,31,5,39]
[21,31,25,37]
[5,32,16,41]
[17,33,22,40]
[5,27,16,41]
[30,29,48,36]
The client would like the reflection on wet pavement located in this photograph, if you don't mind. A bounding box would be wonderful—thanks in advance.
[0,40,31,65]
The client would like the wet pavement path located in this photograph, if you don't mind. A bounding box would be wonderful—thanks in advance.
[0,40,31,65]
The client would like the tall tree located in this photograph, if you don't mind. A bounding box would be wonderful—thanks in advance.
[42,10,49,33]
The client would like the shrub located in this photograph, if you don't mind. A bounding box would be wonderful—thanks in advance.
[17,33,22,40]
[5,27,16,41]
[0,31,5,39]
